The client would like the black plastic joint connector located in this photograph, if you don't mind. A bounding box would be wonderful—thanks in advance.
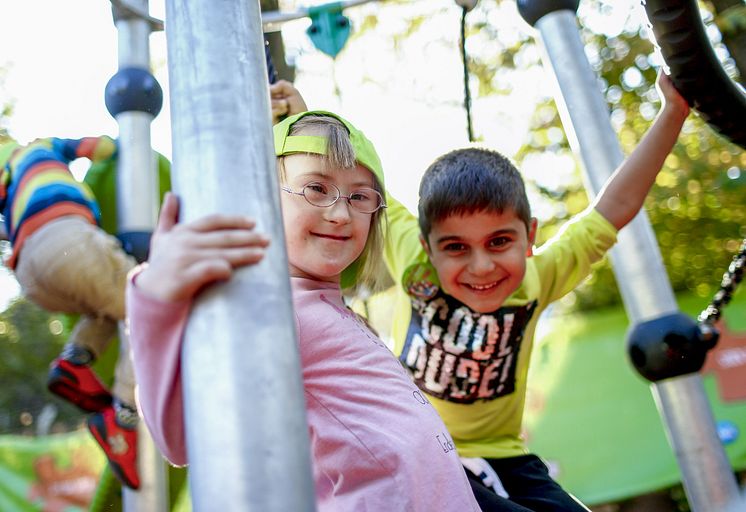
[105,67,163,118]
[627,312,718,382]
[517,0,579,27]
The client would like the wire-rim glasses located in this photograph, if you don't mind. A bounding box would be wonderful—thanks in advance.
[281,181,387,214]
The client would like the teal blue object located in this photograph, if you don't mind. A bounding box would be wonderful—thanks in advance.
[306,2,351,58]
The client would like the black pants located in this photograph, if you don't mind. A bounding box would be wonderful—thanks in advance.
[465,454,589,512]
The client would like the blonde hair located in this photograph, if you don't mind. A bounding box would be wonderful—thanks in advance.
[278,114,387,292]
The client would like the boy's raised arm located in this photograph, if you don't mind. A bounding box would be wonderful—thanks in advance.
[270,80,308,125]
[383,193,428,286]
[593,73,690,230]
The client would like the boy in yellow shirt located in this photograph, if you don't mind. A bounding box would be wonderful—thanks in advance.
[383,73,689,511]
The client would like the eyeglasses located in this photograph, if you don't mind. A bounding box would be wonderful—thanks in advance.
[281,181,387,214]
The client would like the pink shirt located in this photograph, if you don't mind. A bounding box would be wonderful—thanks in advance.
[128,275,481,511]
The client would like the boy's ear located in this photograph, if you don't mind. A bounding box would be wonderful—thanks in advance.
[419,233,432,256]
[526,218,538,257]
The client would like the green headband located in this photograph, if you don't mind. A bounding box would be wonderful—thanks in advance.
[273,110,385,189]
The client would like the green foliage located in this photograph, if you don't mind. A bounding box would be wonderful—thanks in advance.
[0,298,87,435]
[712,2,746,38]
[568,15,745,310]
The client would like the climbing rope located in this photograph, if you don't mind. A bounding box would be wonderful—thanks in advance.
[698,238,746,330]
[459,5,475,142]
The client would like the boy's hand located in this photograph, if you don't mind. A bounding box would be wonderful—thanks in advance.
[657,72,690,121]
[135,192,270,303]
[270,80,308,124]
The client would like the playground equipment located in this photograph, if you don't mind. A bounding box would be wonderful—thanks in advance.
[106,0,167,509]
[90,1,317,509]
[262,0,375,33]
[643,0,746,149]
[458,0,477,142]
[163,0,316,510]
[76,0,742,509]
[517,0,742,510]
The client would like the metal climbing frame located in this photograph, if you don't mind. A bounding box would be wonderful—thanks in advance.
[107,0,168,509]
[642,0,746,149]
[164,0,316,510]
[516,1,741,510]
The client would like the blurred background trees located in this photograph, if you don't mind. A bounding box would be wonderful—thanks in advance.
[0,299,83,435]
[550,0,745,310]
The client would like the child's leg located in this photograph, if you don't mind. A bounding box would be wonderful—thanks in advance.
[488,454,590,512]
[13,217,135,319]
[47,316,117,411]
[16,217,140,488]
[68,315,119,358]
[86,326,140,490]
[112,331,139,427]
[15,216,137,408]
[112,332,137,409]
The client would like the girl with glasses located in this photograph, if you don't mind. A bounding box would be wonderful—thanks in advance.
[126,110,480,511]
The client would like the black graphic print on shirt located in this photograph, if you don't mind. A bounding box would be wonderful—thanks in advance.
[401,289,537,404]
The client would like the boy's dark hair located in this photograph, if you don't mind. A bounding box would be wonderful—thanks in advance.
[418,147,531,240]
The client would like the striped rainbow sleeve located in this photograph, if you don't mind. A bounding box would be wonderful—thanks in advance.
[4,138,101,249]
[53,136,117,163]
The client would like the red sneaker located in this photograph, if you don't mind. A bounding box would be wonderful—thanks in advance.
[47,358,112,412]
[88,407,140,490]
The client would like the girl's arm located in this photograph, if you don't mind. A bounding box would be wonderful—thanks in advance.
[128,192,270,463]
[127,272,191,465]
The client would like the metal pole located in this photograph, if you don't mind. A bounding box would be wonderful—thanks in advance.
[163,0,315,510]
[653,375,741,507]
[518,4,740,511]
[533,10,678,322]
[114,2,159,232]
[109,0,168,510]
[261,0,378,31]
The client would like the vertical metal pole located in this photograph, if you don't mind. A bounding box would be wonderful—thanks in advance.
[110,1,168,510]
[518,4,740,511]
[163,0,315,510]
[114,1,160,231]
[533,11,678,321]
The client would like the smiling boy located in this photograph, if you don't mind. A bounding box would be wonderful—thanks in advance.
[383,74,690,511]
